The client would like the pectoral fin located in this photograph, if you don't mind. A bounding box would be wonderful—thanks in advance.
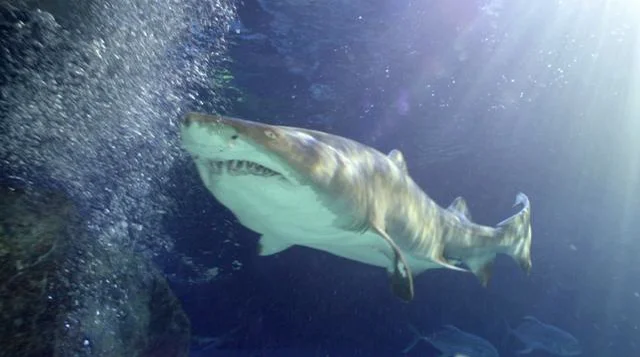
[258,235,293,256]
[371,226,414,302]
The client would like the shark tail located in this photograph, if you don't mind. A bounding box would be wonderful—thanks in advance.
[464,193,532,287]
[496,192,532,275]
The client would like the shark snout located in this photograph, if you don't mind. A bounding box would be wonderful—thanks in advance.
[180,112,241,158]
[182,112,194,126]
[182,112,225,128]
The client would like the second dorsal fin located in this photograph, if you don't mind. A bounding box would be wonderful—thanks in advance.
[387,149,408,173]
[447,196,472,221]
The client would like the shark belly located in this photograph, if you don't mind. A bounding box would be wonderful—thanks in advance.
[313,238,443,275]
[196,162,402,269]
[198,161,439,275]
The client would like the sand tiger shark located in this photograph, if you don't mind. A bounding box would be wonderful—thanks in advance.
[180,112,532,302]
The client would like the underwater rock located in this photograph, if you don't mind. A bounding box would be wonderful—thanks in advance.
[0,185,190,357]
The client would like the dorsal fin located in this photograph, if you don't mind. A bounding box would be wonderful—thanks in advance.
[523,316,542,324]
[443,325,461,332]
[447,196,472,221]
[387,149,408,173]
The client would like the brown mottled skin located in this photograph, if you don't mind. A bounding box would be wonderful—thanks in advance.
[182,112,532,301]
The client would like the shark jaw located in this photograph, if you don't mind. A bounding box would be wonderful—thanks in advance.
[180,113,294,183]
[180,113,306,236]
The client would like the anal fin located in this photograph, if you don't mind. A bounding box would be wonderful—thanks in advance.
[466,256,495,287]
[476,260,494,287]
[434,256,469,272]
[257,234,292,256]
[371,226,414,302]
[432,241,469,273]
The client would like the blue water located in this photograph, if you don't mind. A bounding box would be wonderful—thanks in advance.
[180,1,640,356]
[1,0,639,356]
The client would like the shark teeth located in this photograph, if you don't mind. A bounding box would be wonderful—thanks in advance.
[207,160,282,178]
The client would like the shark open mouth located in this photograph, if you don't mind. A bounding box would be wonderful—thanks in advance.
[206,159,285,179]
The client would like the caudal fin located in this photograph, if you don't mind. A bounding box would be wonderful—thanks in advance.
[402,324,428,354]
[496,192,532,275]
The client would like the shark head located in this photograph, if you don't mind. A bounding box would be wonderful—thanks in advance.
[181,112,324,185]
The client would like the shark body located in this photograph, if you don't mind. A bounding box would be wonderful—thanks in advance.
[180,112,532,301]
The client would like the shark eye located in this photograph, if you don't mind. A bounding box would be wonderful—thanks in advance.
[264,130,277,139]
[231,134,238,140]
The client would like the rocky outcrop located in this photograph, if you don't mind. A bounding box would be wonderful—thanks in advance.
[0,185,190,357]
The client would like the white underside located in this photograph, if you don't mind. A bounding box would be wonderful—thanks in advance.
[196,162,440,275]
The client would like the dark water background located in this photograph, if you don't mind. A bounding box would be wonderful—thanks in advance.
[180,1,639,356]
[1,0,639,356]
